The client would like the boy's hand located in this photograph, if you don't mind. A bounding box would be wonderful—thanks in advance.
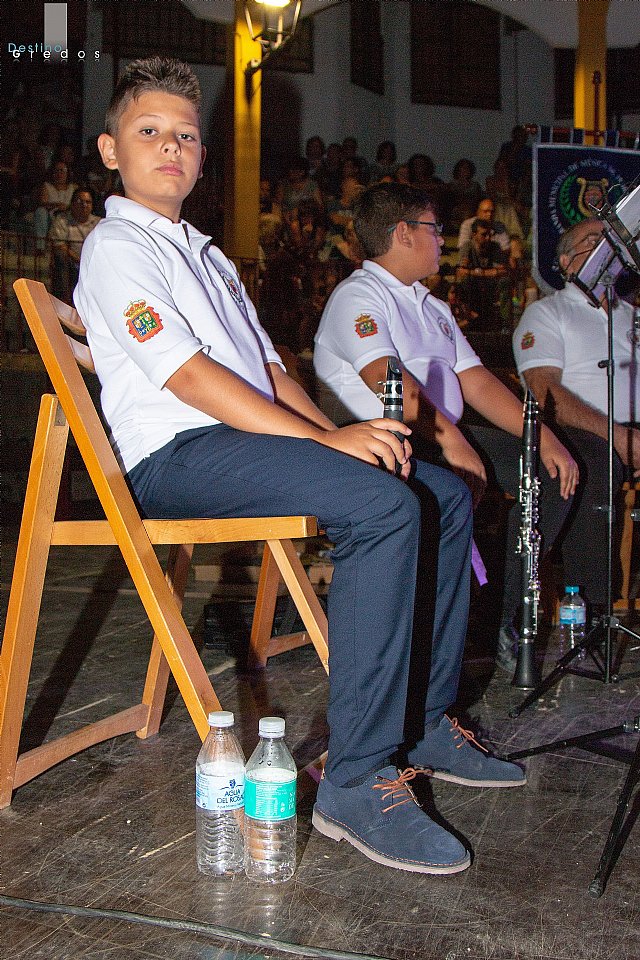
[318,419,412,477]
[439,433,487,508]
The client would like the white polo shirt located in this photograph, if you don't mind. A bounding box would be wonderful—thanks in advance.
[513,284,637,423]
[75,196,282,473]
[314,259,481,425]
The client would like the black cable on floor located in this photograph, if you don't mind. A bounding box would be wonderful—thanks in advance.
[0,893,391,960]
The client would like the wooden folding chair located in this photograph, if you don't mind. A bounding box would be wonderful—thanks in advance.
[0,278,328,808]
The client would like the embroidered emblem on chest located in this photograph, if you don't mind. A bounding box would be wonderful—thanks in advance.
[355,315,378,338]
[125,300,163,342]
[438,318,454,342]
[520,331,535,350]
[218,268,244,308]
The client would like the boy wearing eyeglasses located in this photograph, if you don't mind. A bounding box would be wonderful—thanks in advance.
[315,182,578,675]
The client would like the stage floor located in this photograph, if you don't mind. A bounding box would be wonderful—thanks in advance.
[2,542,640,960]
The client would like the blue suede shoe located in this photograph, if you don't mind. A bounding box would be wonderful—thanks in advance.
[312,765,470,874]
[407,715,526,788]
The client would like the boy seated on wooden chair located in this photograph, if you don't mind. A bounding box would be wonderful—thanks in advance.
[74,56,524,877]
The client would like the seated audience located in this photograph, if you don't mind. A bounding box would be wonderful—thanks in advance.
[486,158,524,240]
[305,136,326,179]
[341,136,369,183]
[458,197,510,252]
[287,198,327,263]
[315,142,343,204]
[278,157,323,218]
[447,158,482,231]
[49,187,101,299]
[456,218,509,327]
[33,159,77,247]
[369,140,397,183]
[394,163,411,185]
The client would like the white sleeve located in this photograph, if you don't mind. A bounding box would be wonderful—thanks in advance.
[513,299,566,374]
[77,235,204,390]
[452,324,483,374]
[318,279,397,374]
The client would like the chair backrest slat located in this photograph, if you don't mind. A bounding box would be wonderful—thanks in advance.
[47,291,96,373]
[12,279,163,562]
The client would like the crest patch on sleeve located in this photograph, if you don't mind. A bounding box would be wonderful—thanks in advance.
[520,331,535,350]
[125,300,164,342]
[355,315,378,338]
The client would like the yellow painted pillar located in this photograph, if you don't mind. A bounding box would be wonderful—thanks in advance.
[224,1,262,262]
[574,0,609,142]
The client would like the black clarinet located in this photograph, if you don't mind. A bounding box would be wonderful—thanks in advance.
[379,357,404,473]
[513,389,542,689]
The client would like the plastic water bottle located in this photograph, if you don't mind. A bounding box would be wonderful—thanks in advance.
[244,717,297,883]
[558,586,586,656]
[195,711,245,876]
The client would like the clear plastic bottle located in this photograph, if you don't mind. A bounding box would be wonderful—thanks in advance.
[195,710,245,876]
[558,585,586,656]
[244,717,297,883]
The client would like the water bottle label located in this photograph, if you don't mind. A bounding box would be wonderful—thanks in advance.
[245,774,296,821]
[196,769,245,811]
[558,606,586,626]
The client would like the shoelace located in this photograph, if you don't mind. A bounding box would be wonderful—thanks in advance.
[447,715,489,753]
[373,767,426,812]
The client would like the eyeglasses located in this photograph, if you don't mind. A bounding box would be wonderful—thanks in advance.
[387,220,444,235]
[565,232,603,267]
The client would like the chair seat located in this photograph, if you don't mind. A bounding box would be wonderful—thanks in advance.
[50,516,317,545]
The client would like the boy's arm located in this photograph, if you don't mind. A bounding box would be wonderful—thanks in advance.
[458,365,579,498]
[266,362,336,431]
[166,351,411,475]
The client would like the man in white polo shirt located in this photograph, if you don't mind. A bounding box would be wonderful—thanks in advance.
[315,182,578,674]
[513,217,639,615]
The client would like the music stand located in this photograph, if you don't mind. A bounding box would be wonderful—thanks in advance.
[505,179,640,896]
[511,177,640,716]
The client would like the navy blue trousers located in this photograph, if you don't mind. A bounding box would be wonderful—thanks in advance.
[128,425,472,786]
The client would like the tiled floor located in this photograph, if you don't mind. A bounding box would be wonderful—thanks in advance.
[1,542,640,960]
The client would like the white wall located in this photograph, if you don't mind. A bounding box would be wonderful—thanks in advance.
[81,1,563,185]
[261,2,556,183]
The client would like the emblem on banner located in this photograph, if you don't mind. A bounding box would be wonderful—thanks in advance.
[125,300,163,342]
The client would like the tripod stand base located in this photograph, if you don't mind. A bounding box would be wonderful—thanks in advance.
[505,717,640,897]
[509,617,619,718]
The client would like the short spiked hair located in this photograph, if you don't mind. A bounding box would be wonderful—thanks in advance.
[106,56,201,136]
[353,182,435,258]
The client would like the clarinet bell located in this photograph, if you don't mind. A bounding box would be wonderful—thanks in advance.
[512,640,541,690]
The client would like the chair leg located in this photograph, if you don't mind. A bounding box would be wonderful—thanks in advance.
[0,396,68,808]
[247,543,283,669]
[137,543,195,739]
[267,539,329,673]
